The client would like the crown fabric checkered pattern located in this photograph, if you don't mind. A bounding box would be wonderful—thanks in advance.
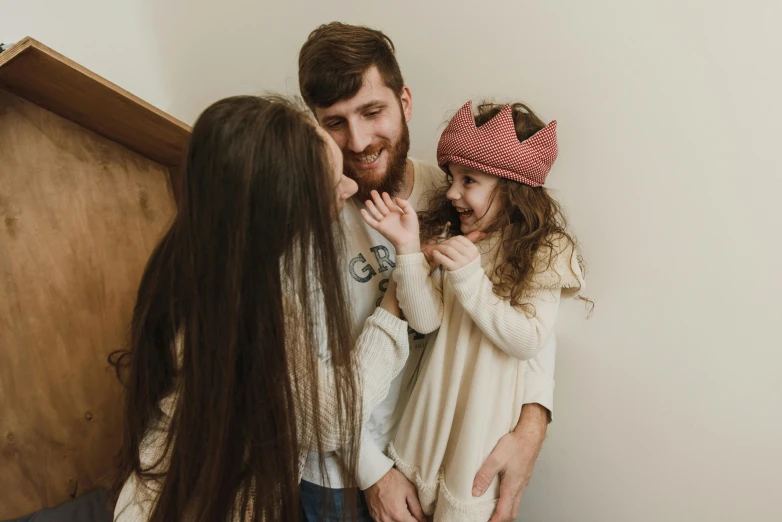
[436,101,558,187]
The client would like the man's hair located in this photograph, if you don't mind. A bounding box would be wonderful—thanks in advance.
[299,22,405,109]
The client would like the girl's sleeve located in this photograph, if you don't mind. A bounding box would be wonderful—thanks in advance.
[448,246,584,361]
[393,252,444,334]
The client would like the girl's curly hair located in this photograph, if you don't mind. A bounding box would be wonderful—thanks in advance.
[419,102,588,316]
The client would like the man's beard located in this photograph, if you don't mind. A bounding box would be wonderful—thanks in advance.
[344,122,410,204]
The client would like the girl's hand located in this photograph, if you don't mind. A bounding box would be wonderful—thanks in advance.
[423,230,486,271]
[360,190,421,255]
[431,235,480,272]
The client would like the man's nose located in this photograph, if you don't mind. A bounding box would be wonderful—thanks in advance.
[347,122,371,153]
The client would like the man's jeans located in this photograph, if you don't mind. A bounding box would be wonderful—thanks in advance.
[300,480,374,521]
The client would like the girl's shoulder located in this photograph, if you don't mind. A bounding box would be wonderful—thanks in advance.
[528,234,585,296]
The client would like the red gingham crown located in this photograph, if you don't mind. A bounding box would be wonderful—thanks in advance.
[436,101,558,187]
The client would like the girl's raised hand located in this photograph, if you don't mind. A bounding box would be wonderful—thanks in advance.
[360,190,421,255]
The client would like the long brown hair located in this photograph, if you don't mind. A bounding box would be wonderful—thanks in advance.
[110,95,358,521]
[420,102,585,315]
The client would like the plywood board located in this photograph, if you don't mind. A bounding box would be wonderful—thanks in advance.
[0,87,177,518]
[0,37,190,172]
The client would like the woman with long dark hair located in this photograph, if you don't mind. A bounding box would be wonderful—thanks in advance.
[111,95,410,521]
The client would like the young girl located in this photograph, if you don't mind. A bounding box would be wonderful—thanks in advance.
[360,100,586,521]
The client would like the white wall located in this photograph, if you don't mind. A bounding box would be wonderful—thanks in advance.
[4,1,781,520]
[0,0,170,113]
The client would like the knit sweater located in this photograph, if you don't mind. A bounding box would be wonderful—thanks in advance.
[113,300,410,522]
[389,236,584,521]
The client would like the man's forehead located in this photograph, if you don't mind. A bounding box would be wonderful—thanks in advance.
[315,68,395,120]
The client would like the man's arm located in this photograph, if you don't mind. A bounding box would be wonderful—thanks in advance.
[358,430,425,522]
[355,428,394,490]
[473,403,548,522]
[355,280,425,522]
[473,337,557,522]
[522,335,557,421]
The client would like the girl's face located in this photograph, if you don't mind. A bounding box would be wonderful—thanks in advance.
[445,163,503,234]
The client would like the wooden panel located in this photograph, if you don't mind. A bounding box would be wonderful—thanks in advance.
[0,88,177,519]
[0,37,190,169]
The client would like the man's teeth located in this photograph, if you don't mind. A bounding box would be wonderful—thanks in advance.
[357,151,380,164]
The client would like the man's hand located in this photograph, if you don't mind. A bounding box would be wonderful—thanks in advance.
[472,404,549,522]
[364,467,425,522]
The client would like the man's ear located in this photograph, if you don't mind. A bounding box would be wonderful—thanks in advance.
[400,86,413,123]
